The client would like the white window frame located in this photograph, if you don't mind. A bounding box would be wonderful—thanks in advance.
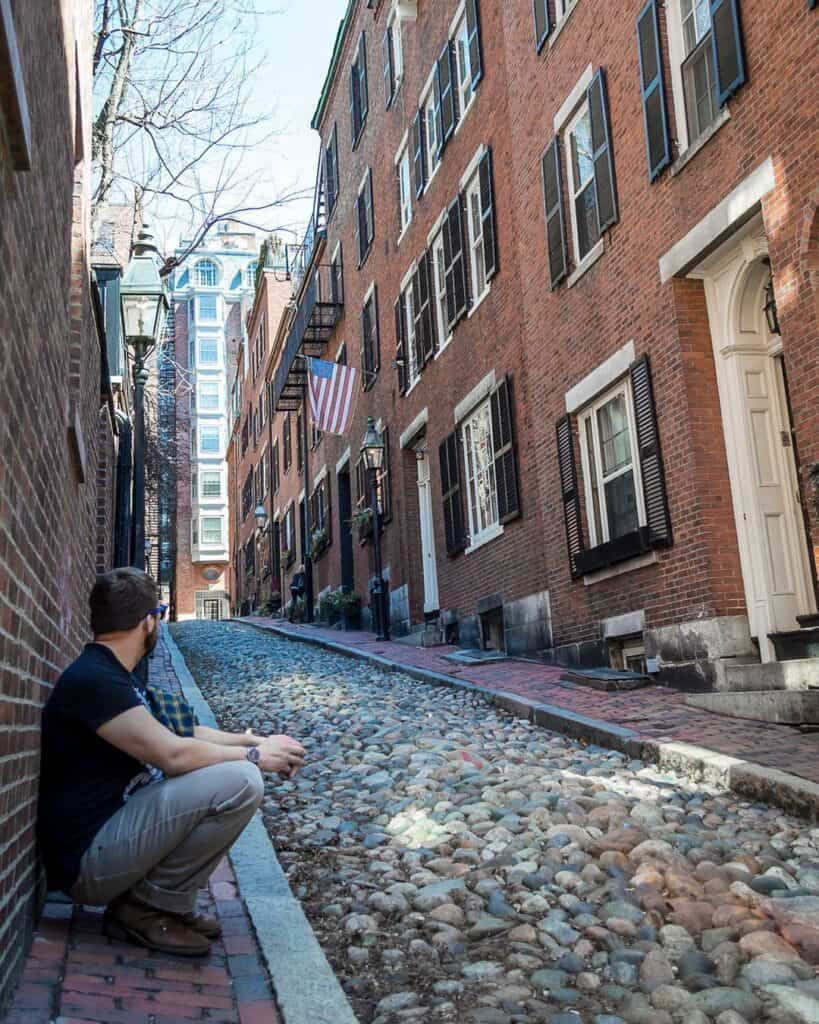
[195,259,220,287]
[430,230,451,353]
[396,142,412,239]
[388,8,404,90]
[463,166,489,310]
[452,7,475,120]
[198,380,220,411]
[421,72,440,182]
[461,397,501,551]
[200,469,222,499]
[577,379,646,548]
[198,336,219,365]
[197,294,219,322]
[666,0,721,156]
[554,0,579,25]
[200,516,223,546]
[401,270,420,389]
[199,426,221,455]
[564,98,600,268]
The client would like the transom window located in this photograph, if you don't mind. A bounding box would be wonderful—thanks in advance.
[465,169,487,304]
[198,380,219,410]
[462,399,499,545]
[198,294,218,321]
[200,427,220,454]
[201,517,223,544]
[454,13,474,117]
[578,382,645,547]
[201,471,222,497]
[566,101,600,263]
[397,146,412,235]
[198,337,219,364]
[680,0,717,143]
[196,259,219,287]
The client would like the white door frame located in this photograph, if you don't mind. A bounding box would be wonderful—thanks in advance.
[694,215,816,659]
[416,448,440,614]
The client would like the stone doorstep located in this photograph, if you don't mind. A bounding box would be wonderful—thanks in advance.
[685,689,819,725]
[244,621,819,824]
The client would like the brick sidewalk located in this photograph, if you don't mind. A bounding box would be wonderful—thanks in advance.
[249,618,819,786]
[4,631,282,1024]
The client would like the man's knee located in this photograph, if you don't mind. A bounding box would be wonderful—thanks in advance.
[215,760,264,814]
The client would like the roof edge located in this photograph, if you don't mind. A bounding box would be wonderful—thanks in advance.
[310,0,357,132]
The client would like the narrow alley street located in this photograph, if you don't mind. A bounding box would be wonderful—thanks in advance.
[175,621,819,1024]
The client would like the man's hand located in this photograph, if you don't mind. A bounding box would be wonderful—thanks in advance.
[255,734,306,777]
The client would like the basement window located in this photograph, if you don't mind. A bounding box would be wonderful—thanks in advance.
[609,635,647,674]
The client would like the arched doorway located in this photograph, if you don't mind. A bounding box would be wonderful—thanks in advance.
[696,215,817,660]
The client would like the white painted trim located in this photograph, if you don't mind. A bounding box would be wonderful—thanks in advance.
[566,237,605,288]
[362,280,376,305]
[400,260,417,292]
[566,340,635,413]
[400,407,429,449]
[549,0,579,49]
[334,340,346,361]
[313,464,328,487]
[394,130,409,164]
[298,489,305,503]
[274,506,281,520]
[601,610,646,639]
[658,158,776,283]
[448,0,466,40]
[584,551,658,586]
[465,522,504,555]
[467,286,491,319]
[357,166,371,194]
[459,144,487,191]
[427,207,448,246]
[336,447,351,473]
[665,0,691,154]
[670,107,730,178]
[554,63,594,133]
[454,370,496,424]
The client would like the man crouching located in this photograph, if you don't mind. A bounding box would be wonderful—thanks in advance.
[37,567,305,957]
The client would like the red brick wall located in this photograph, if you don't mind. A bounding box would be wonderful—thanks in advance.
[0,0,101,1009]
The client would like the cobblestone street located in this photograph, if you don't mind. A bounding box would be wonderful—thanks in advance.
[175,621,819,1024]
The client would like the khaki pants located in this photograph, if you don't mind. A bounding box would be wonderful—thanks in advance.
[71,762,264,914]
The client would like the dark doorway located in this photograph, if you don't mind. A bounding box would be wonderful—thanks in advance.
[338,467,354,592]
[203,599,221,621]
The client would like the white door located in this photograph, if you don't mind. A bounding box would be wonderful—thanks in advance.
[416,452,440,613]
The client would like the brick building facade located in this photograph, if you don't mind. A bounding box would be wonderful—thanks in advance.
[171,224,258,620]
[0,0,127,1008]
[257,0,818,694]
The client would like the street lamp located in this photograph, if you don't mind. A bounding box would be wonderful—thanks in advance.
[360,416,390,641]
[121,225,168,571]
[254,504,269,532]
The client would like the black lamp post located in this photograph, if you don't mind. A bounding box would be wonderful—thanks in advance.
[121,225,168,571]
[254,503,268,607]
[361,416,390,641]
[763,277,781,336]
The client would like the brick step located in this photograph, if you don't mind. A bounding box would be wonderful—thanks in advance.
[686,688,819,725]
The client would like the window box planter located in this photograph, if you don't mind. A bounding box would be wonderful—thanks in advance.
[573,526,653,578]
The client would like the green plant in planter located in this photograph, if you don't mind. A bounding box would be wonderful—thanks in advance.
[281,547,293,566]
[348,507,373,533]
[262,592,282,616]
[335,589,361,629]
[310,527,328,559]
[318,590,340,625]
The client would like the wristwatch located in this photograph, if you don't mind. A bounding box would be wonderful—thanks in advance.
[245,746,261,766]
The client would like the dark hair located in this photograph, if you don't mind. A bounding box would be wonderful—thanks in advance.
[90,568,158,635]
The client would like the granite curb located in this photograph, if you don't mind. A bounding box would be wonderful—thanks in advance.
[164,625,360,1024]
[241,619,819,823]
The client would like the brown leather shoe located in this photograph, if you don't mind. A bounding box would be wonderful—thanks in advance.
[104,897,210,956]
[179,910,222,938]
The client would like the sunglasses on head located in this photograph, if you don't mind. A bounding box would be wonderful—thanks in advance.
[148,603,168,621]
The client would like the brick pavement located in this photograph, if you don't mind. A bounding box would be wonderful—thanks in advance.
[3,630,282,1024]
[250,618,819,786]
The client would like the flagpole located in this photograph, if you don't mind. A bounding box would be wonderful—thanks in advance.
[300,355,314,623]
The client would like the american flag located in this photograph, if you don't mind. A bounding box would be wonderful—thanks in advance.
[306,357,359,435]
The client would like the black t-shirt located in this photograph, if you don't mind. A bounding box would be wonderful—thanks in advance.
[38,643,148,893]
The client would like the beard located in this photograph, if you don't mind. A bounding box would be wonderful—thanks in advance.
[144,625,159,656]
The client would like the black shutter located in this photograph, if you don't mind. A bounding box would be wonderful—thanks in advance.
[360,301,372,381]
[380,427,392,523]
[541,138,568,288]
[418,249,435,363]
[371,288,380,374]
[383,27,395,109]
[556,415,584,576]
[439,431,467,555]
[637,0,671,182]
[710,0,746,105]
[478,148,498,282]
[465,0,483,90]
[533,0,550,51]
[411,269,425,371]
[630,354,673,548]
[412,108,426,199]
[349,64,358,145]
[491,377,520,523]
[355,189,363,264]
[443,196,468,329]
[358,32,369,121]
[586,68,618,234]
[437,42,456,154]
[365,168,374,249]
[395,295,409,394]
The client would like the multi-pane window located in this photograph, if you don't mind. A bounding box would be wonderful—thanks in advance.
[191,471,198,499]
[578,382,645,546]
[361,288,380,387]
[423,86,440,178]
[453,12,475,117]
[283,414,292,471]
[356,169,374,265]
[566,101,600,263]
[397,146,412,235]
[296,409,304,473]
[431,232,448,348]
[198,294,218,321]
[196,259,219,287]
[198,337,218,363]
[462,399,499,545]
[198,380,219,410]
[680,0,717,142]
[403,281,419,387]
[325,125,339,216]
[201,516,223,545]
[201,470,222,497]
[330,244,344,305]
[464,170,488,304]
[271,440,280,494]
[350,31,368,148]
[200,427,220,454]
